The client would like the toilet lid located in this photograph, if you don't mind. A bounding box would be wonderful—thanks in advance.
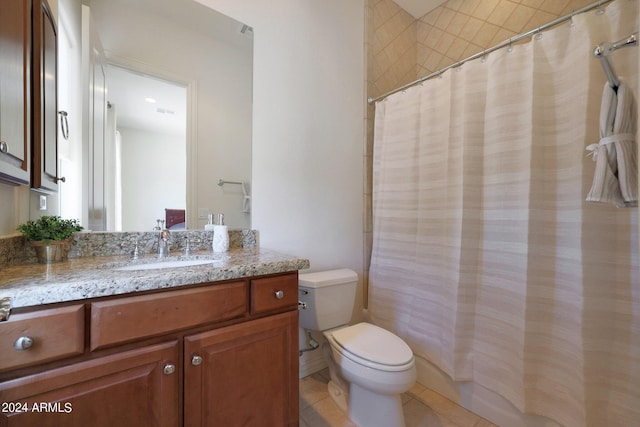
[331,323,413,366]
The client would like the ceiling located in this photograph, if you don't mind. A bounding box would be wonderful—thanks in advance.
[106,65,187,136]
[393,0,447,18]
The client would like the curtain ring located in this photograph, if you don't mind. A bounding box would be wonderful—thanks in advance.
[481,49,488,63]
[507,39,513,53]
[59,111,69,140]
[534,28,543,40]
[569,11,575,27]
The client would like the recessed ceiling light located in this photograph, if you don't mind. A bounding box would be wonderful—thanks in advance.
[145,97,157,104]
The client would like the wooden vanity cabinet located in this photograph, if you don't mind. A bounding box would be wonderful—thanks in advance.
[0,0,31,185]
[0,305,84,373]
[184,310,298,427]
[0,341,180,427]
[0,272,300,427]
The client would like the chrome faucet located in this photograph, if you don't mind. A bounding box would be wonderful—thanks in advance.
[157,228,170,258]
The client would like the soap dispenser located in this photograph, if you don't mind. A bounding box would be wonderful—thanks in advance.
[212,213,229,253]
[204,213,215,231]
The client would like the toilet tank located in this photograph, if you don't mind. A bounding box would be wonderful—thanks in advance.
[298,268,358,331]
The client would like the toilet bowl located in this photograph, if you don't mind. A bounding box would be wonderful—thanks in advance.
[324,322,416,427]
[298,269,417,427]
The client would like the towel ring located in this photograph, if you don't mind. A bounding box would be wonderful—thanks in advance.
[59,111,69,140]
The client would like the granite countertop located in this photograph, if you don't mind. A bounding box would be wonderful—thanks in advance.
[0,248,310,310]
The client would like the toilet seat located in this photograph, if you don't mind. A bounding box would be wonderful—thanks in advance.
[329,323,414,372]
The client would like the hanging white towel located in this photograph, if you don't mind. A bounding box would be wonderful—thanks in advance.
[586,80,638,207]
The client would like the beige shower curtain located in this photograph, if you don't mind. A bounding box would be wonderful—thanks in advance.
[369,1,639,426]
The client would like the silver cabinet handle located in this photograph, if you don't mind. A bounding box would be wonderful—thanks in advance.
[54,176,66,183]
[274,290,284,299]
[163,363,176,375]
[0,141,7,154]
[298,301,308,310]
[191,355,203,366]
[14,336,34,351]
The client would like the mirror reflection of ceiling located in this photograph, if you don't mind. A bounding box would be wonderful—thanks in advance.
[106,65,187,136]
[86,0,253,140]
[85,0,252,48]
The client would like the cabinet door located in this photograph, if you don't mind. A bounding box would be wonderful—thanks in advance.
[0,0,30,185]
[0,341,180,427]
[32,0,59,192]
[184,311,299,427]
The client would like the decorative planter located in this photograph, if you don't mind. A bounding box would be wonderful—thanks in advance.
[31,239,72,264]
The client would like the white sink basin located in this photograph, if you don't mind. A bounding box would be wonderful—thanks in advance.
[115,259,222,271]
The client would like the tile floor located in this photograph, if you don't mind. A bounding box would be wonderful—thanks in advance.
[299,369,497,427]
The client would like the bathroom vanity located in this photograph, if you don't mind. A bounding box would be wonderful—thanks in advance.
[0,248,309,426]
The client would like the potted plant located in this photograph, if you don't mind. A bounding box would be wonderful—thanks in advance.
[17,216,83,263]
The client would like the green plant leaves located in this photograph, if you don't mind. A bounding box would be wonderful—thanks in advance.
[17,216,83,242]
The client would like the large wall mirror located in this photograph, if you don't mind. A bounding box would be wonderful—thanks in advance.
[52,0,253,232]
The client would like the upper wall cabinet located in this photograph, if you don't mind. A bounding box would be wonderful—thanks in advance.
[0,0,31,186]
[32,0,60,193]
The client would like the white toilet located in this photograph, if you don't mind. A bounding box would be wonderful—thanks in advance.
[299,269,416,427]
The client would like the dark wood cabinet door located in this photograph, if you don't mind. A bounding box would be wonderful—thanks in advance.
[184,311,299,427]
[32,0,59,193]
[0,0,30,185]
[0,341,180,427]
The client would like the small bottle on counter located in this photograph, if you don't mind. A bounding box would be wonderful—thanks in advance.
[204,213,215,231]
[212,213,228,253]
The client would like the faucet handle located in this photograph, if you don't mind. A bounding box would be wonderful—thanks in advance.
[131,240,141,259]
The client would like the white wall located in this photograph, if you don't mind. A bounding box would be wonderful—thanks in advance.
[118,127,186,231]
[0,184,30,237]
[196,0,366,274]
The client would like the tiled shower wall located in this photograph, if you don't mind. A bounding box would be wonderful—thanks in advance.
[364,0,596,306]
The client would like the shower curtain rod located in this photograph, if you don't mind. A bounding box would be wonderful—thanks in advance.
[368,0,616,104]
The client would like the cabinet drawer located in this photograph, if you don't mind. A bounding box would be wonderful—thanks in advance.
[251,273,298,315]
[90,281,247,351]
[0,305,85,372]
